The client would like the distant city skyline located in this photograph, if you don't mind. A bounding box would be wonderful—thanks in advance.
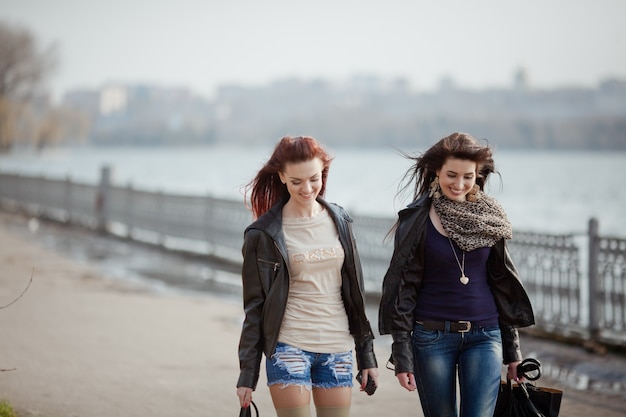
[2,0,625,100]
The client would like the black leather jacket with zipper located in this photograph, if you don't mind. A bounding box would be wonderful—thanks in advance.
[378,195,535,375]
[236,197,377,390]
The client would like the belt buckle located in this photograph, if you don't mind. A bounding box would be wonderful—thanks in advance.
[458,321,471,333]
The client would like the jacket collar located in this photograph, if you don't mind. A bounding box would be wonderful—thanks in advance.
[246,195,349,239]
[245,197,285,240]
[399,194,430,218]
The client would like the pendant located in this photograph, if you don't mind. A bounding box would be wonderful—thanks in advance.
[460,275,470,285]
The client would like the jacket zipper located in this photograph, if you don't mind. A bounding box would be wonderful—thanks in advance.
[273,241,290,273]
[257,258,280,272]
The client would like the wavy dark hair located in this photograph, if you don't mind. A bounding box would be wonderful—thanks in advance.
[385,132,497,240]
[398,132,496,202]
[245,136,333,219]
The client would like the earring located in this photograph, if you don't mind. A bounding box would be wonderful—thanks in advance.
[429,176,441,199]
[467,184,480,202]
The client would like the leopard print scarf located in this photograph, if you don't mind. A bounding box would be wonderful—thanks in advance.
[432,190,512,251]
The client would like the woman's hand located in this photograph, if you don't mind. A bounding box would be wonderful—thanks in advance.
[237,386,253,408]
[359,368,379,393]
[507,360,523,382]
[396,372,417,391]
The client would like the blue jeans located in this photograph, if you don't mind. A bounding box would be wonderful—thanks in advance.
[412,322,502,417]
[266,342,354,390]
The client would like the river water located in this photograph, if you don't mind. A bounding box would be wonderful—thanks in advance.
[1,145,624,236]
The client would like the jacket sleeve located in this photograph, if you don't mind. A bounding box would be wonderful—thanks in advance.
[390,331,414,375]
[236,230,266,390]
[488,239,535,327]
[489,239,534,364]
[344,214,378,371]
[498,241,523,364]
[379,221,422,375]
[500,325,522,364]
[387,251,421,374]
[354,333,378,371]
[378,222,422,336]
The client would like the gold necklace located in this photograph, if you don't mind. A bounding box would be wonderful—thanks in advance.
[448,237,469,285]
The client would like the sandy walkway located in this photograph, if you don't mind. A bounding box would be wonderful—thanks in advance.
[0,214,416,417]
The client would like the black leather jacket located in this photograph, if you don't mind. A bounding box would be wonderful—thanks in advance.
[378,195,535,374]
[237,197,377,389]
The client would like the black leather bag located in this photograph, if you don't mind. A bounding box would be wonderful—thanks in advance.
[239,400,259,417]
[525,383,563,417]
[494,359,563,417]
[494,378,563,417]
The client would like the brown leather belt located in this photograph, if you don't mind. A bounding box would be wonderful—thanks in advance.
[417,320,472,333]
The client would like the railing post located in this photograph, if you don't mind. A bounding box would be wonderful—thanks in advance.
[588,217,600,340]
[96,165,112,233]
[64,175,73,224]
[157,191,166,246]
[125,182,134,239]
[204,194,215,254]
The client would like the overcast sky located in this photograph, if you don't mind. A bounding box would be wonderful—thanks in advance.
[1,0,625,100]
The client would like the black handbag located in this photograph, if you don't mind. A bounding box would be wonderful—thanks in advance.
[239,400,259,417]
[494,359,563,417]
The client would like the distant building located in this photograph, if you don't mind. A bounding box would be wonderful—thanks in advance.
[100,84,128,115]
[57,75,626,150]
[62,89,100,116]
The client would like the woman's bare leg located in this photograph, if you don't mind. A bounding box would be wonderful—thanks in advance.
[270,385,312,417]
[312,387,351,417]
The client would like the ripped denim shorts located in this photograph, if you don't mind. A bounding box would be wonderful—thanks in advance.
[266,342,353,390]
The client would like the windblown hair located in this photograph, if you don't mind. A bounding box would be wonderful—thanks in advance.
[398,132,496,202]
[245,136,333,219]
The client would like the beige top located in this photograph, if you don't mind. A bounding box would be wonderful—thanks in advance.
[278,208,353,353]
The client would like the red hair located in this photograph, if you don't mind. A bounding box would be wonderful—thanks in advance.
[245,136,333,218]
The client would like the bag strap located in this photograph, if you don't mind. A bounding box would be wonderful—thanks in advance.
[504,378,545,417]
[517,358,542,381]
[239,401,259,417]
[250,401,259,417]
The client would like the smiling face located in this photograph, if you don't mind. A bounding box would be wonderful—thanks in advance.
[436,157,477,201]
[279,157,324,211]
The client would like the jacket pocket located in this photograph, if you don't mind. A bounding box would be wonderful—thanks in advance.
[256,257,281,296]
[257,257,281,273]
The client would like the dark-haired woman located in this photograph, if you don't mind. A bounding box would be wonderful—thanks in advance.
[379,132,535,417]
[236,136,378,417]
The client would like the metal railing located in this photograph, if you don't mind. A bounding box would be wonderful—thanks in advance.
[0,166,624,347]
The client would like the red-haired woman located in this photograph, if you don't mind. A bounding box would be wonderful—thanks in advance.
[236,136,378,417]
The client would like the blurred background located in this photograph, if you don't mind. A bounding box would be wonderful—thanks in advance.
[0,0,625,232]
[1,0,625,150]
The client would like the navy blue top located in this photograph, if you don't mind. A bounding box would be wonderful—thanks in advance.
[414,217,499,326]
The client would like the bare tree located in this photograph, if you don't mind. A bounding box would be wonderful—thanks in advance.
[0,21,57,153]
[33,106,91,150]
